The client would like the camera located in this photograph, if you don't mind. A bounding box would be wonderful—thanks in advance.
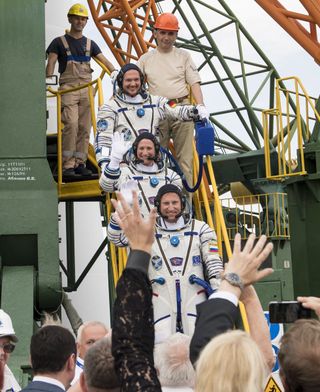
[269,301,313,323]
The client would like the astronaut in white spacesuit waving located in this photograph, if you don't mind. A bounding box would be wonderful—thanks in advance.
[104,132,183,246]
[94,63,200,169]
[108,183,223,340]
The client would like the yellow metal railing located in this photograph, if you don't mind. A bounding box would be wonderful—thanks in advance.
[221,192,290,240]
[192,144,250,332]
[263,76,320,179]
[46,58,113,195]
[47,78,104,194]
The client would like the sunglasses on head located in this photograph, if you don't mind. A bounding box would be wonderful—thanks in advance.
[0,343,15,354]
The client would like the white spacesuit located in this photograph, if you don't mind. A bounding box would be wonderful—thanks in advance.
[94,63,198,168]
[102,132,182,216]
[108,184,223,340]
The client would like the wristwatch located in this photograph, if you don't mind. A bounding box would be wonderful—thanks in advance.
[222,272,244,291]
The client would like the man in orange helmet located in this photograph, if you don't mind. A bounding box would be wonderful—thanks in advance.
[46,4,116,178]
[137,13,208,195]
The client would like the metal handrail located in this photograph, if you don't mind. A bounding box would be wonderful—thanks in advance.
[47,77,104,193]
[263,76,320,179]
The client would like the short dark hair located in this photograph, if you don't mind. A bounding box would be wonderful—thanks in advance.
[116,63,145,91]
[154,184,186,214]
[84,337,119,391]
[279,319,320,392]
[30,325,76,374]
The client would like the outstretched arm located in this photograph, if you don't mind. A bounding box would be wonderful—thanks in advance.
[111,192,161,391]
[94,53,116,73]
[240,285,274,371]
[157,96,198,122]
[190,233,273,364]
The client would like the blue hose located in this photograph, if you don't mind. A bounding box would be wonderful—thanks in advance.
[189,274,214,296]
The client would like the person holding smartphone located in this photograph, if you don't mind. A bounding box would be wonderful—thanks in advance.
[298,296,320,318]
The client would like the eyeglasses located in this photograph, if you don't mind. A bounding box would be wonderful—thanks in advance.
[0,343,15,354]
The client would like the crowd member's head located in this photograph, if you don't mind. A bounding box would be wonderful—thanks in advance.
[154,184,186,223]
[116,64,146,97]
[76,321,108,359]
[278,319,320,392]
[195,330,267,392]
[153,13,179,52]
[154,333,195,388]
[131,132,161,166]
[80,337,120,392]
[0,310,18,389]
[30,325,76,387]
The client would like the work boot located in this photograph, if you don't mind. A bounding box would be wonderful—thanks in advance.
[63,168,77,177]
[74,164,92,176]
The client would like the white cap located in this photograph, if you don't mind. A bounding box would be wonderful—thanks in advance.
[0,310,18,343]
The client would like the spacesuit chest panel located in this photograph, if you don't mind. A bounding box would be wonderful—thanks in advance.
[150,221,206,304]
[124,166,170,215]
[113,97,160,140]
[150,220,208,337]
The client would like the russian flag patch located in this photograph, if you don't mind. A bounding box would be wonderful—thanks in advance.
[209,241,219,253]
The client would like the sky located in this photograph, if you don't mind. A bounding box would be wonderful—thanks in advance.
[230,1,319,97]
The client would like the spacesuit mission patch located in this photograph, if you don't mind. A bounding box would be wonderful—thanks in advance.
[170,257,183,266]
[97,119,108,130]
[122,128,132,141]
[148,196,156,205]
[192,255,201,266]
[151,255,162,271]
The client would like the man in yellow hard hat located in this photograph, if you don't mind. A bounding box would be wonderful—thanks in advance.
[137,13,209,197]
[46,4,116,178]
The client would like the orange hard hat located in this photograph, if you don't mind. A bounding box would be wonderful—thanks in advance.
[154,13,179,31]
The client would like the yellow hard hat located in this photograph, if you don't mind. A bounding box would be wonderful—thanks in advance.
[68,3,89,18]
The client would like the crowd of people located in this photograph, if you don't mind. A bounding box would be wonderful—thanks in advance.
[32,3,320,392]
[3,191,319,392]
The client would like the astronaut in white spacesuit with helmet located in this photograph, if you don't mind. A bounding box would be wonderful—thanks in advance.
[94,63,201,169]
[151,184,223,341]
[108,183,223,341]
[104,131,183,246]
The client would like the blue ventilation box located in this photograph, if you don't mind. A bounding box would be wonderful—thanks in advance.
[195,120,215,156]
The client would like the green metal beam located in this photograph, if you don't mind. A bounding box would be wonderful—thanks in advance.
[0,0,61,329]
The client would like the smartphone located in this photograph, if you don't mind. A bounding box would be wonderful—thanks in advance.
[269,301,312,323]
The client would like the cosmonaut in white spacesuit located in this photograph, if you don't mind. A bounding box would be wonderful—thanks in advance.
[108,183,223,340]
[102,131,182,235]
[94,63,200,169]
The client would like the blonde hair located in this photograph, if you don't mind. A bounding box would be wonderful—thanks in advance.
[195,330,267,392]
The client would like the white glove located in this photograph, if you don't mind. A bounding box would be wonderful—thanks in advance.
[196,104,209,120]
[110,70,119,85]
[109,132,131,169]
[119,180,139,206]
